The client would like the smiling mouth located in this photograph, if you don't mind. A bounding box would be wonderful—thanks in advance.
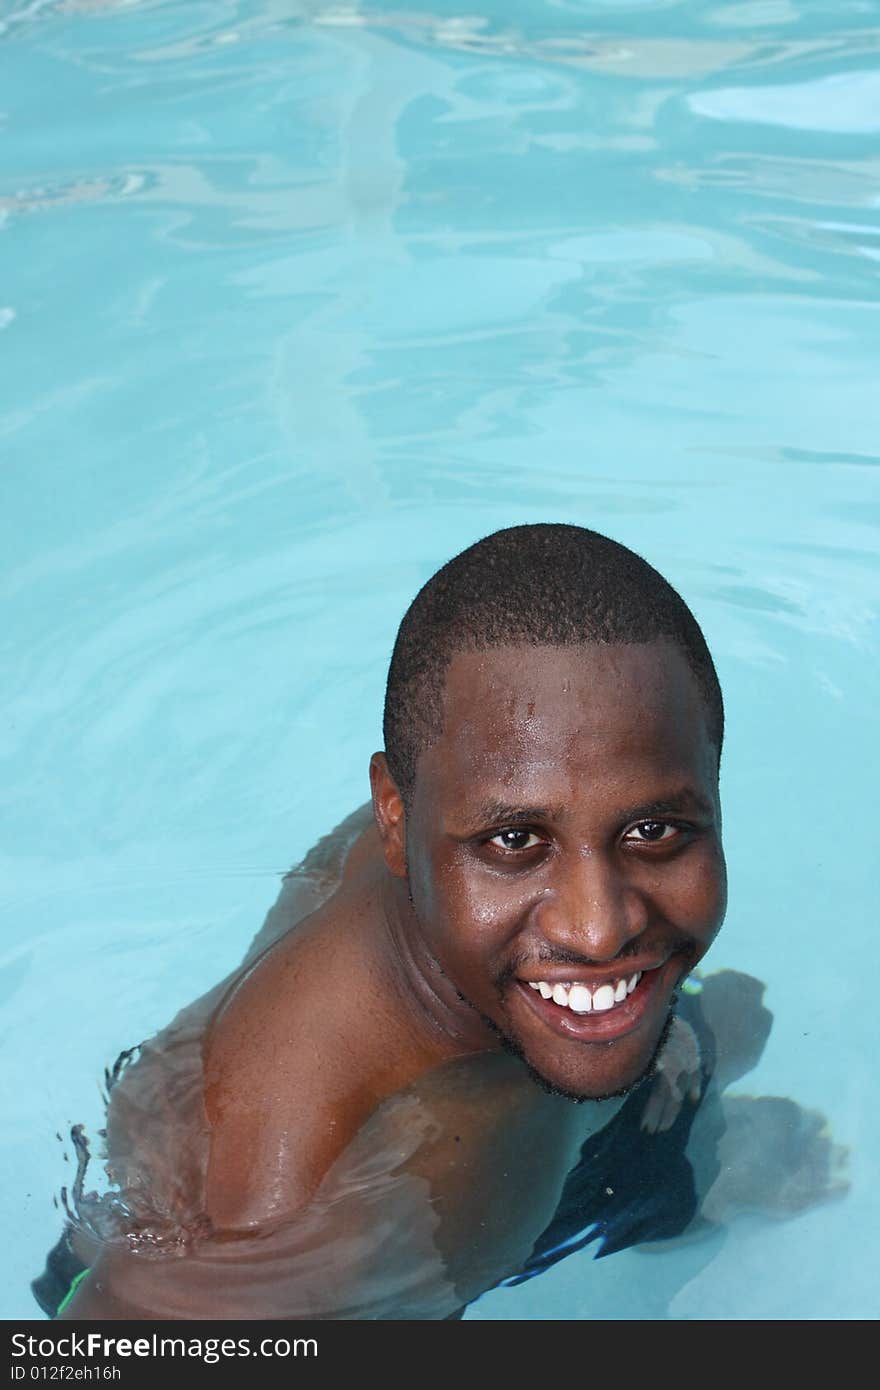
[513,961,672,1043]
[527,974,641,1014]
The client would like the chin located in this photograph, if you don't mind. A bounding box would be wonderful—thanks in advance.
[501,1009,675,1105]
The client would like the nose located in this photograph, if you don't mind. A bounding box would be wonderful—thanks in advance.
[536,850,648,963]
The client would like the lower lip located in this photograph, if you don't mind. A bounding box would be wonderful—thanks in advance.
[513,967,670,1043]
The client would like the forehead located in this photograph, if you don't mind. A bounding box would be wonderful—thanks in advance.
[416,640,716,809]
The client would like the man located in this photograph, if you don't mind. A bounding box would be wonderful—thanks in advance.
[53,523,734,1318]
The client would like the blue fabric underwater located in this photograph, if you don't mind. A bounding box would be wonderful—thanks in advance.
[503,991,717,1287]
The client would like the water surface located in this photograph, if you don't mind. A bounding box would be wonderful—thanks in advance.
[1,0,877,1319]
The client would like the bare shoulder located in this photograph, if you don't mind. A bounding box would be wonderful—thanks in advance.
[202,895,380,1231]
[241,803,380,964]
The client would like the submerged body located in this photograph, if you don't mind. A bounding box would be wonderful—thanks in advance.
[56,705,728,1320]
[57,801,696,1318]
[50,800,839,1320]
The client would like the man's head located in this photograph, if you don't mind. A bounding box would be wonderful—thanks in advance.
[370,524,727,1101]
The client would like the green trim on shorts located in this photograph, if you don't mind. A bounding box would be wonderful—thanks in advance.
[56,1267,90,1316]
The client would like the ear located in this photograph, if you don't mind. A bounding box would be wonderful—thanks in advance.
[369,752,408,879]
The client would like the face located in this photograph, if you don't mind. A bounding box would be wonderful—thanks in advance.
[376,640,726,1102]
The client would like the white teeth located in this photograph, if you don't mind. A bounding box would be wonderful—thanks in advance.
[568,984,592,1014]
[528,972,644,1014]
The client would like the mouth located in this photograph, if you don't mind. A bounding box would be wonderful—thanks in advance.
[513,962,674,1043]
[529,973,642,1012]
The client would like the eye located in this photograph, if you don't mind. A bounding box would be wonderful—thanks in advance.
[624,820,680,844]
[488,828,543,852]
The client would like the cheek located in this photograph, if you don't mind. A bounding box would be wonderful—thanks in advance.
[674,842,727,940]
[409,853,527,960]
[637,844,726,945]
[406,851,458,950]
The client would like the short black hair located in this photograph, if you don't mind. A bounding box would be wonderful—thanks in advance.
[383,523,724,805]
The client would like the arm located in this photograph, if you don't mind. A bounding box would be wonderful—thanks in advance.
[636,968,770,1136]
[60,1047,592,1321]
[639,1015,703,1134]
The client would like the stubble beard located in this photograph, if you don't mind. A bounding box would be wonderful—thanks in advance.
[477,998,679,1104]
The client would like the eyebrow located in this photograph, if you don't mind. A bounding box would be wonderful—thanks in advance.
[469,788,714,828]
[471,801,567,827]
[623,791,716,822]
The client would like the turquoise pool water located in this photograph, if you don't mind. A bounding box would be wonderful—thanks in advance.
[2,0,877,1319]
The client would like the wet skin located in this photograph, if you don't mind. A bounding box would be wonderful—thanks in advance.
[374,639,728,1102]
[60,637,727,1317]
